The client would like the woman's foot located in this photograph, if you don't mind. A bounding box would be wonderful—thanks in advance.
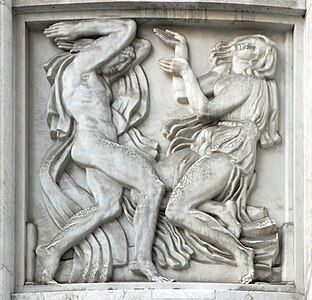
[236,248,255,284]
[36,244,60,284]
[129,260,174,282]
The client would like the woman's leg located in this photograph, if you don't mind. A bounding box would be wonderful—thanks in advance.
[165,154,254,283]
[198,200,241,238]
[153,148,192,189]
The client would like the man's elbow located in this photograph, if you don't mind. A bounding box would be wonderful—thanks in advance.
[124,19,137,37]
[141,39,152,56]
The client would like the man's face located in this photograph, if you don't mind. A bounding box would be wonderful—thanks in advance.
[101,46,136,77]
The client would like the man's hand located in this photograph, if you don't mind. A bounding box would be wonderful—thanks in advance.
[158,57,189,76]
[154,28,186,48]
[44,22,80,42]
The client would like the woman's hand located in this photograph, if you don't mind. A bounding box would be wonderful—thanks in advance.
[154,28,186,48]
[44,22,80,42]
[158,57,189,76]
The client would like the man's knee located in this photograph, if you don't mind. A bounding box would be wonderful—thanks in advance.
[147,180,165,202]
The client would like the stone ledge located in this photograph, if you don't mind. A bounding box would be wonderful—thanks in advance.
[12,0,305,16]
[17,282,297,293]
[12,289,305,300]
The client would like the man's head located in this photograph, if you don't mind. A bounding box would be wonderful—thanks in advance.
[100,45,136,78]
[55,36,137,80]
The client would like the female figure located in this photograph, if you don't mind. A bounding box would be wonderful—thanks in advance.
[155,29,281,283]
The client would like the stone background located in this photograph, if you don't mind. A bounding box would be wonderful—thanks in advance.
[1,0,312,299]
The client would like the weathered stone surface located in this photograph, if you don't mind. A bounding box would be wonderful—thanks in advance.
[0,0,14,299]
[1,0,312,299]
[12,289,305,300]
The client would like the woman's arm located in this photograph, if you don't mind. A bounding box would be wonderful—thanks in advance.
[154,28,225,103]
[159,57,253,121]
[154,28,189,103]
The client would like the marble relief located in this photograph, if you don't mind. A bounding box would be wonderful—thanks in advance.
[33,19,281,285]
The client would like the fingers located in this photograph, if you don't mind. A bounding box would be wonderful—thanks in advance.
[154,28,178,44]
[70,44,84,53]
[153,28,169,42]
[165,29,178,36]
[56,41,73,51]
[45,22,66,30]
[154,28,175,38]
[159,57,173,64]
[44,29,59,38]
[158,57,174,73]
[43,24,63,36]
[153,28,163,34]
[54,36,72,42]
[44,23,71,39]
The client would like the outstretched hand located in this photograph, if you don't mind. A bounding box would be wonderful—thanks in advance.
[154,28,186,48]
[158,57,188,76]
[44,22,79,42]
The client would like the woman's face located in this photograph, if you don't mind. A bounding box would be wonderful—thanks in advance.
[231,38,267,62]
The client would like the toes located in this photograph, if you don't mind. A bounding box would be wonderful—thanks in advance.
[240,272,254,284]
[152,275,175,283]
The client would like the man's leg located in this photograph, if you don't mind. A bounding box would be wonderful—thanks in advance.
[82,137,172,281]
[36,169,123,284]
[165,154,254,284]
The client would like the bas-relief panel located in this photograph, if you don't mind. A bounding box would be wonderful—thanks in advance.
[26,19,288,286]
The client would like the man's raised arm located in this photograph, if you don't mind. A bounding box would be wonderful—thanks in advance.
[44,19,137,74]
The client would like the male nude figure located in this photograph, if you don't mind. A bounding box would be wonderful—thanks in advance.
[36,19,171,283]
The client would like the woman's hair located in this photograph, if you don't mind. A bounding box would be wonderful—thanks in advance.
[209,34,280,148]
[209,34,277,80]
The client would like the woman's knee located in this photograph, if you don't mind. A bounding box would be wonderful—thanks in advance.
[211,154,233,177]
[165,199,186,226]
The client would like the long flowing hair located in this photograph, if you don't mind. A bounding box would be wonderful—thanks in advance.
[209,34,281,148]
[209,34,276,80]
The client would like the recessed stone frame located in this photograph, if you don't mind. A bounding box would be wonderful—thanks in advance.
[3,1,308,298]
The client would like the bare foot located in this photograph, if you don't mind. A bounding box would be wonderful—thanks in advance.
[129,260,174,282]
[222,200,241,238]
[36,245,60,284]
[237,248,255,284]
[240,272,254,284]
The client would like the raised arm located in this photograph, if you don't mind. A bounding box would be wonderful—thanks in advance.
[154,28,224,103]
[197,65,227,98]
[154,28,189,103]
[158,57,253,121]
[44,19,137,74]
[131,38,152,67]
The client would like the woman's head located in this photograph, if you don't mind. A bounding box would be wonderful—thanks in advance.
[210,34,277,79]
